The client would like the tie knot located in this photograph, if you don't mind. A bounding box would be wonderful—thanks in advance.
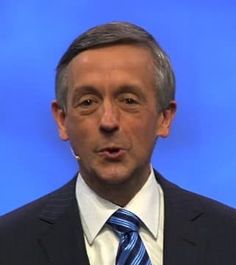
[107,209,140,235]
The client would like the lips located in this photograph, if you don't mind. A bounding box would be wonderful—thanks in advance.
[97,146,126,160]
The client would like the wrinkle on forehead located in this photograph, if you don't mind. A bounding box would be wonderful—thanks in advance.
[67,44,156,93]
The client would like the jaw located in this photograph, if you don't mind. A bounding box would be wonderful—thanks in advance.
[79,159,151,206]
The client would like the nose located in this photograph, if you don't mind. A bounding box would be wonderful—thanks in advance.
[99,100,119,134]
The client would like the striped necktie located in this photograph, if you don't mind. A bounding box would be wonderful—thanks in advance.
[107,208,152,265]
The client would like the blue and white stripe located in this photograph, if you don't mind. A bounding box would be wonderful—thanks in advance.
[107,209,152,265]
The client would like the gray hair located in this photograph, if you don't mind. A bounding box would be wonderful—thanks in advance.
[55,21,175,111]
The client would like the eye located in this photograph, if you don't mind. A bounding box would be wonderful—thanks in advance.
[119,94,140,106]
[80,99,94,107]
[77,97,99,108]
[118,94,141,112]
[74,95,100,114]
[124,97,138,104]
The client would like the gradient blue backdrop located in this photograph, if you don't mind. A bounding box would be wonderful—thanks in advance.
[1,0,236,215]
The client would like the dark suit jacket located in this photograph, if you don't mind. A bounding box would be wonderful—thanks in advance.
[1,171,236,265]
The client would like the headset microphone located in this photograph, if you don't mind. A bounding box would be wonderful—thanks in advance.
[70,147,80,160]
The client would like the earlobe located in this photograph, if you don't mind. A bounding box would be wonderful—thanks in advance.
[51,100,69,141]
[156,101,177,138]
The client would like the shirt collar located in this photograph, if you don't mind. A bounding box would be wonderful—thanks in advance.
[75,167,161,244]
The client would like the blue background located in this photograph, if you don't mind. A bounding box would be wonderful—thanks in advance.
[1,0,236,215]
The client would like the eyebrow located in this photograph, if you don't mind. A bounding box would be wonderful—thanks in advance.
[116,85,142,93]
[115,85,147,101]
[72,85,101,97]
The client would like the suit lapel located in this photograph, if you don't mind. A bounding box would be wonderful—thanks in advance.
[156,171,206,265]
[37,178,90,265]
[36,172,206,265]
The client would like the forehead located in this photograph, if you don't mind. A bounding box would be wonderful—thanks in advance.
[67,44,155,84]
[70,44,154,65]
[65,45,158,107]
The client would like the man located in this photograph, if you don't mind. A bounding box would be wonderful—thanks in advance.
[0,22,236,265]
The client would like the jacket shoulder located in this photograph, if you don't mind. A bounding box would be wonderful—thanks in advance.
[155,170,236,222]
[0,177,76,229]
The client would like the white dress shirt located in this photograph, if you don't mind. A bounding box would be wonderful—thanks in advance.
[75,167,164,265]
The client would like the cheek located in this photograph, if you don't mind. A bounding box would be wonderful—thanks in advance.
[64,116,90,145]
[125,118,158,147]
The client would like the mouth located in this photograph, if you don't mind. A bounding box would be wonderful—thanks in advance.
[97,147,126,160]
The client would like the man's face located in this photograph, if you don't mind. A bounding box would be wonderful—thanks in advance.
[53,44,175,195]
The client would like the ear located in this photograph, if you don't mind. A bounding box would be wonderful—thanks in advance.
[156,101,177,138]
[51,100,69,141]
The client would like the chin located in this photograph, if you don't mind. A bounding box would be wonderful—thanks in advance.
[92,165,134,185]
